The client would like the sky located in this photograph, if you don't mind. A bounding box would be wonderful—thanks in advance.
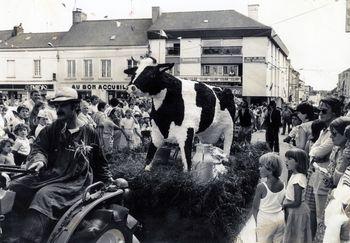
[0,0,349,91]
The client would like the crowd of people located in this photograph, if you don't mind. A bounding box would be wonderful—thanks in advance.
[0,87,156,242]
[3,87,350,242]
[0,89,152,166]
[244,96,350,243]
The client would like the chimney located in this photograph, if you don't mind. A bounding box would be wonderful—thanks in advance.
[152,6,161,24]
[248,4,259,21]
[12,23,23,37]
[72,8,87,25]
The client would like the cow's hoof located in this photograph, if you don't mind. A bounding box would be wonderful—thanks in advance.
[144,165,152,171]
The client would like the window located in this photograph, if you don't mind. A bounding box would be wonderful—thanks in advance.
[166,42,180,56]
[6,60,15,77]
[101,59,111,77]
[127,59,137,69]
[34,60,41,77]
[203,65,210,75]
[127,59,137,77]
[84,59,93,77]
[67,60,76,78]
[202,46,242,55]
[202,65,239,76]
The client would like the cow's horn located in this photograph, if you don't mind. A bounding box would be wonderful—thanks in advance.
[148,56,157,64]
[131,56,140,64]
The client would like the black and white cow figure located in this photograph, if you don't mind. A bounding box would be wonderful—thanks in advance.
[124,56,235,172]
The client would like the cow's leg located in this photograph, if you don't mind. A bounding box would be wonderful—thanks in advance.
[179,128,194,172]
[146,142,158,164]
[145,134,164,171]
[223,124,234,156]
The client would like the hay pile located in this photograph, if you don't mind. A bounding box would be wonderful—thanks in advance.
[109,142,269,243]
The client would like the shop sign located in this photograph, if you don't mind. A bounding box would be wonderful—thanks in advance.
[180,58,201,63]
[71,84,126,90]
[25,84,54,91]
[244,57,266,63]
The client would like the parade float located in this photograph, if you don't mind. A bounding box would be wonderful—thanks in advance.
[109,142,268,243]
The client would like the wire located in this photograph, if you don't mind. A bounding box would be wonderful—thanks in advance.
[270,2,334,26]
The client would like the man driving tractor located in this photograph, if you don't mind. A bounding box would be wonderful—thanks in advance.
[5,87,113,243]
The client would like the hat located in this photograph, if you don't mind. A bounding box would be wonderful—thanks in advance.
[50,87,79,103]
[37,110,49,119]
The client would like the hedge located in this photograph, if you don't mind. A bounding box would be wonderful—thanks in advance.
[109,142,269,243]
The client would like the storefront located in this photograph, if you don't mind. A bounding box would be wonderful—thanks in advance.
[70,82,128,101]
[0,83,55,101]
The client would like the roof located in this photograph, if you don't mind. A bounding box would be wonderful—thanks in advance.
[340,68,350,74]
[0,30,13,44]
[148,9,289,57]
[0,32,65,49]
[148,9,270,31]
[58,18,152,47]
[270,30,289,56]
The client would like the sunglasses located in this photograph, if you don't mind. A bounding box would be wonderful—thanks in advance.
[319,108,328,114]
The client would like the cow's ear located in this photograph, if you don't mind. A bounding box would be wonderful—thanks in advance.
[124,67,137,75]
[156,63,174,73]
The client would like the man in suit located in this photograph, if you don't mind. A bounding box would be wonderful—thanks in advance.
[265,100,281,153]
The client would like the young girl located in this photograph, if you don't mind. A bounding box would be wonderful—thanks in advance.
[252,152,285,243]
[283,148,312,243]
[120,109,142,149]
[0,138,15,166]
[12,123,30,166]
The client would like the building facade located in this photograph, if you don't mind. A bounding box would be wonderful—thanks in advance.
[337,68,350,99]
[148,7,290,104]
[0,7,293,104]
[0,12,151,101]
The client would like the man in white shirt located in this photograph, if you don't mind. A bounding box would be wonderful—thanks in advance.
[23,90,41,112]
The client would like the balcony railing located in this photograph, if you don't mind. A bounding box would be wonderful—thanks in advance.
[178,75,241,83]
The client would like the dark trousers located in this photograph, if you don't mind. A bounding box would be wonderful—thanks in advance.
[266,126,280,152]
[282,120,291,134]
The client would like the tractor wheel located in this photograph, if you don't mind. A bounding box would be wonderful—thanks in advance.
[93,223,133,243]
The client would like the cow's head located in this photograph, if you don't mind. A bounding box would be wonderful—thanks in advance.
[124,57,174,96]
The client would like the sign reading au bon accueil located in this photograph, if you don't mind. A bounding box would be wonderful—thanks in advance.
[71,84,126,90]
[244,57,266,63]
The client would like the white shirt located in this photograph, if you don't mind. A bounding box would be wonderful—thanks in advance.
[285,173,307,201]
[13,137,31,155]
[120,117,135,130]
[259,182,285,213]
[309,127,333,159]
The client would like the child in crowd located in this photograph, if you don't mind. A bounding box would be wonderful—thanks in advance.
[283,113,302,146]
[12,123,30,166]
[283,148,312,243]
[0,138,15,166]
[305,119,326,154]
[120,109,142,149]
[35,110,49,138]
[252,152,285,243]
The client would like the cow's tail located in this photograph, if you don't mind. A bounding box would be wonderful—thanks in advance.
[219,88,236,122]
